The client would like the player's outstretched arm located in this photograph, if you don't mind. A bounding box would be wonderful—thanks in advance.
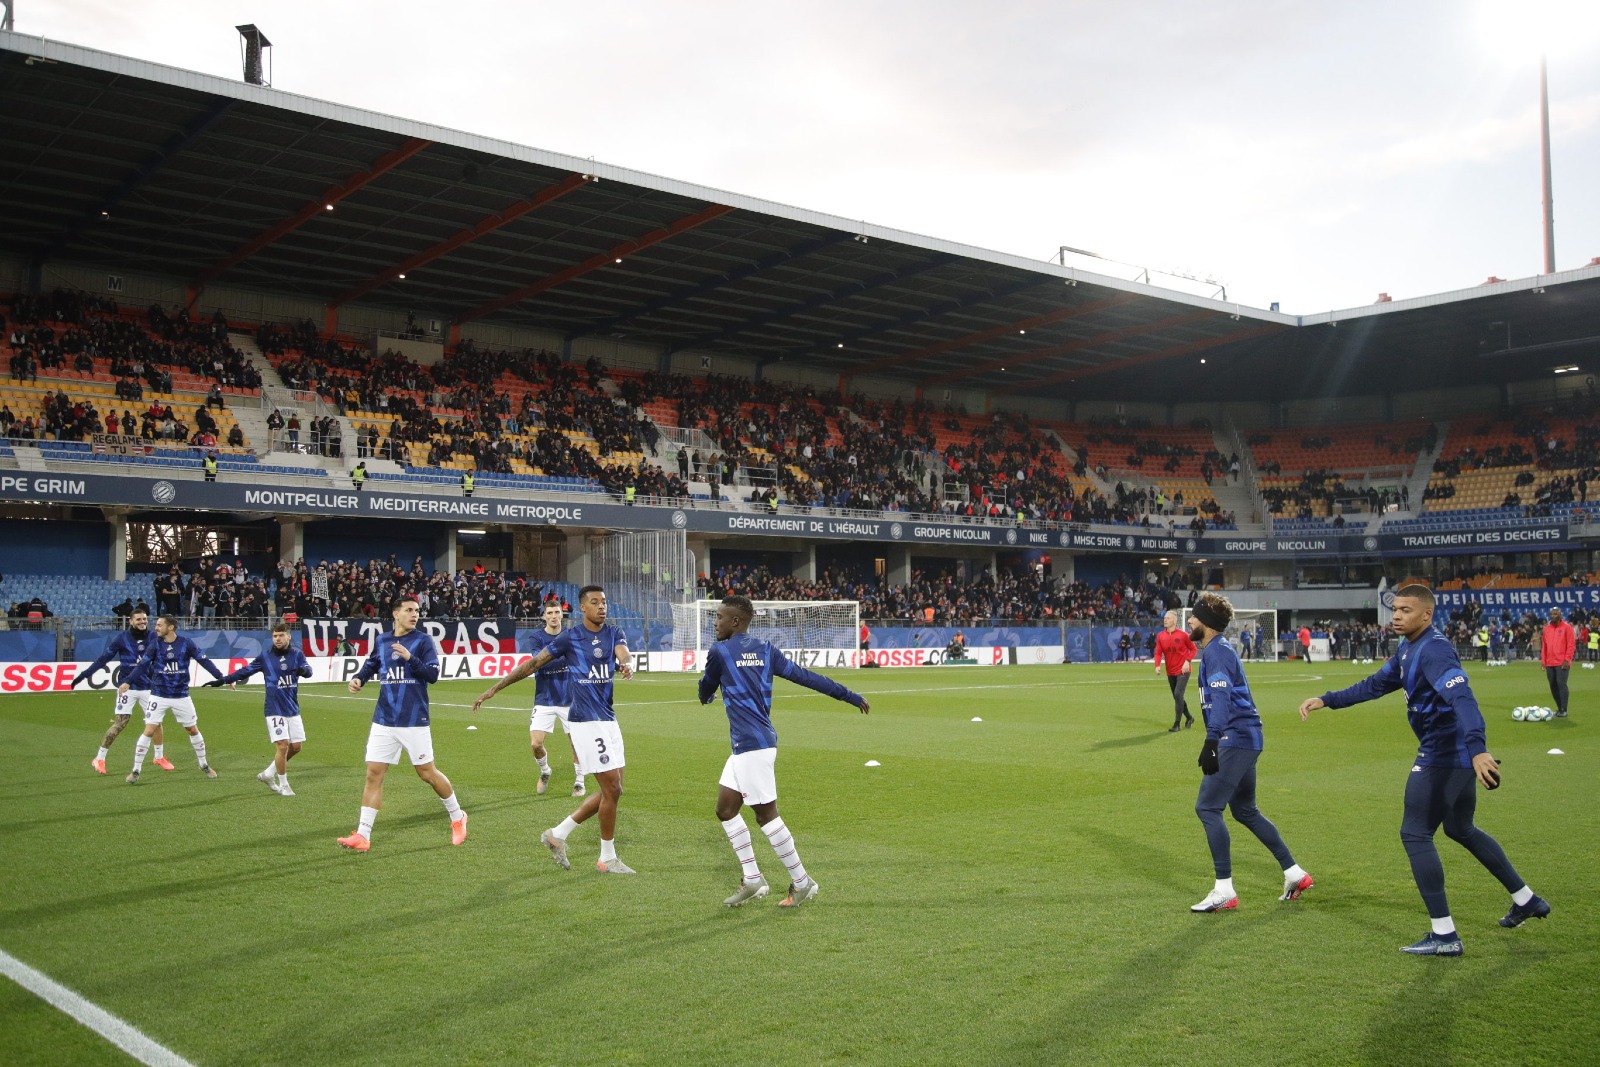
[773,649,861,708]
[1298,697,1326,721]
[615,643,633,680]
[474,654,541,711]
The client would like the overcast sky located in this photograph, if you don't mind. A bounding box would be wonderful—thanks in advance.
[14,1,1600,313]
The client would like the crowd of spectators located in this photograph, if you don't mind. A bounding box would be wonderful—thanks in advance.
[243,320,1256,529]
[130,555,566,623]
[7,293,262,392]
[1263,469,1404,519]
[1430,391,1600,515]
[695,563,1168,624]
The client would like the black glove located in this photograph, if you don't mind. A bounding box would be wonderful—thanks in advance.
[1198,738,1220,775]
[203,679,227,688]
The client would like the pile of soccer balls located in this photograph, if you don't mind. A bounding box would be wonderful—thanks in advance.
[1511,706,1555,722]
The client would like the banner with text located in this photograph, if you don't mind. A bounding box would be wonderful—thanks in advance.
[0,470,1581,557]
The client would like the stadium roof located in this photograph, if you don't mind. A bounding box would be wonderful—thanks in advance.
[3,31,1599,405]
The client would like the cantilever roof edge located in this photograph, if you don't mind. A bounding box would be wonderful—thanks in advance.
[1,29,1299,327]
[1297,261,1600,326]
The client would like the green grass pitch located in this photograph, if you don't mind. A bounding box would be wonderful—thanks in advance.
[1,661,1595,1067]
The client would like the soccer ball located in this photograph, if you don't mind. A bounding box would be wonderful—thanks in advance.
[1529,707,1549,722]
[1536,707,1555,721]
[1512,707,1528,721]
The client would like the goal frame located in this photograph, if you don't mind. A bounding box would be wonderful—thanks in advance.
[674,599,863,667]
[1178,607,1279,662]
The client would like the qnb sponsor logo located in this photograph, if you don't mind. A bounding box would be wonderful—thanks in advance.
[1209,680,1229,688]
[1443,674,1465,689]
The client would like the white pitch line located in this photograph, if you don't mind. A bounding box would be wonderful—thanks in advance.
[296,673,1325,713]
[0,947,197,1067]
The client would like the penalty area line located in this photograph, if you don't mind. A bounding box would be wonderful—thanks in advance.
[0,946,197,1067]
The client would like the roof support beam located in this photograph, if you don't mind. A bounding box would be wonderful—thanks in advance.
[844,294,1136,382]
[679,254,959,350]
[44,98,237,258]
[189,136,430,299]
[991,323,1286,395]
[925,310,1217,388]
[573,230,856,340]
[453,202,734,329]
[328,172,594,310]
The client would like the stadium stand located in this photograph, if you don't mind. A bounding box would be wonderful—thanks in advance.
[1417,400,1599,521]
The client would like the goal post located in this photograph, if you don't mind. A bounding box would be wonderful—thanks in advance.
[671,600,862,665]
[1178,607,1279,661]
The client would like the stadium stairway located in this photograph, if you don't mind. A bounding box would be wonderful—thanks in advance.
[1370,420,1450,535]
[1214,422,1268,534]
[8,441,48,473]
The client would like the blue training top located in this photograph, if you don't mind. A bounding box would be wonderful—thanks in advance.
[543,623,627,723]
[129,634,224,698]
[81,627,153,687]
[1318,625,1487,769]
[698,633,865,754]
[219,646,314,717]
[527,627,573,708]
[1199,635,1264,751]
[354,629,441,727]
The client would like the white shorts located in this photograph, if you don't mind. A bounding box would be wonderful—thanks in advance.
[115,689,150,718]
[144,695,197,728]
[529,704,571,735]
[364,723,435,766]
[266,714,307,744]
[569,719,625,775]
[719,748,778,805]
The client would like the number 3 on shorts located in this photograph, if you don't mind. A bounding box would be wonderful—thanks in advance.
[595,737,608,756]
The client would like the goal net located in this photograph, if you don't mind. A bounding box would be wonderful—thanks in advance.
[671,600,862,665]
[1179,607,1279,662]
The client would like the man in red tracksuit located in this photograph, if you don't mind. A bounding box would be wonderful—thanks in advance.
[1154,610,1198,731]
[1541,607,1575,719]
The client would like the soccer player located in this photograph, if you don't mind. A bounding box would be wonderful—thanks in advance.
[1153,609,1197,732]
[1188,593,1313,913]
[205,621,313,796]
[1299,584,1550,956]
[479,585,634,873]
[700,595,869,908]
[119,615,226,784]
[74,610,168,775]
[474,603,586,796]
[336,596,467,851]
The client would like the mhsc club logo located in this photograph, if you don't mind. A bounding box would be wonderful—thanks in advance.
[670,509,688,529]
[151,480,177,504]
